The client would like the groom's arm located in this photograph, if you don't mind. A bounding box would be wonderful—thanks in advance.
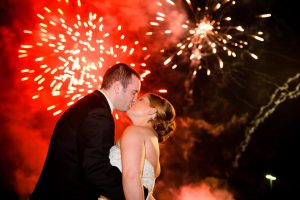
[78,108,125,199]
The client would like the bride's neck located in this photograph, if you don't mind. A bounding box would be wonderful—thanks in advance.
[131,118,152,128]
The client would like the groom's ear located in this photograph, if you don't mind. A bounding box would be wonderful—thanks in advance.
[112,81,122,94]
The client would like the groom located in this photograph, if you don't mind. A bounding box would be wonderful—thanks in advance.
[30,63,145,200]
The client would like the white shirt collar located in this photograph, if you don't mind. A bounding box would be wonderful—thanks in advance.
[99,90,114,113]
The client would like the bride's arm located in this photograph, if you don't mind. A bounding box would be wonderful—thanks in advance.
[120,126,145,200]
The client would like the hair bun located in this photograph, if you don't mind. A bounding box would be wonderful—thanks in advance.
[154,120,176,143]
[147,93,176,143]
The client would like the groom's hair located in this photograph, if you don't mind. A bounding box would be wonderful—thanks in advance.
[101,63,140,89]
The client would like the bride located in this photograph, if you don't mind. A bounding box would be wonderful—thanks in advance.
[108,93,176,200]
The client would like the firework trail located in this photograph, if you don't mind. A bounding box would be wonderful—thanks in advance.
[233,73,300,168]
[18,0,150,116]
[147,0,270,106]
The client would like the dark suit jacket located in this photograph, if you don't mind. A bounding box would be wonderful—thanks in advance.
[30,90,125,200]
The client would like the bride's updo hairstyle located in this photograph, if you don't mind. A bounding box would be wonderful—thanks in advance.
[146,93,176,143]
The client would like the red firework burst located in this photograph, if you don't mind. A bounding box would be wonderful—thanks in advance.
[18,0,150,116]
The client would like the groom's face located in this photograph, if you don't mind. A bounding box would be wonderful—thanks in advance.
[117,75,141,111]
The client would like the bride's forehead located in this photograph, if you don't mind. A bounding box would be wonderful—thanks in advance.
[139,95,150,103]
[138,94,147,99]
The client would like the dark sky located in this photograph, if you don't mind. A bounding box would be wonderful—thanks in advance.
[0,0,300,199]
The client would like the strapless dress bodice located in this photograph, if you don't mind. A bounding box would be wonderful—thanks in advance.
[109,145,156,200]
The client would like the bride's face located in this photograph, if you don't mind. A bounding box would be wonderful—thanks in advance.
[126,95,152,119]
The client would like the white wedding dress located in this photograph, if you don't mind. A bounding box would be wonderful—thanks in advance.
[109,145,156,200]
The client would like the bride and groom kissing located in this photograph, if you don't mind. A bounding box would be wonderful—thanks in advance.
[30,63,176,200]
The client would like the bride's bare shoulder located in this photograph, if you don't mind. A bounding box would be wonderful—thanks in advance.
[122,125,144,137]
[122,125,154,138]
[124,125,151,133]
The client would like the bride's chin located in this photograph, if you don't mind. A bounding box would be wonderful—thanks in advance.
[126,111,132,118]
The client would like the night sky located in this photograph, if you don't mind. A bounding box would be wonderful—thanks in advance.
[0,0,299,199]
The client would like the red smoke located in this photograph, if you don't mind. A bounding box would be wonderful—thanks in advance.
[177,181,235,200]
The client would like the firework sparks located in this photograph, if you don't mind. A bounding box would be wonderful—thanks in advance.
[18,0,150,116]
[233,73,300,169]
[147,0,271,78]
